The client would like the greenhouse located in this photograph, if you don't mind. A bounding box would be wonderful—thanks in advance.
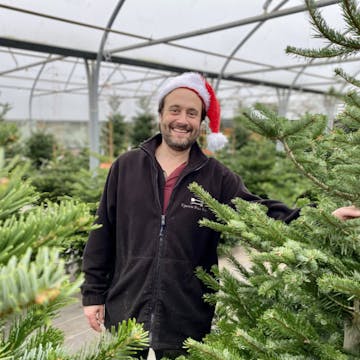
[0,0,359,359]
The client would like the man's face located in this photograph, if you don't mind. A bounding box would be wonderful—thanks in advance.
[159,88,203,152]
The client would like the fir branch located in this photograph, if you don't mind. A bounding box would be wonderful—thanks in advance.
[14,343,66,360]
[286,0,360,60]
[346,91,360,108]
[281,114,325,138]
[198,219,239,237]
[0,166,38,221]
[73,319,149,360]
[342,0,360,38]
[335,67,360,89]
[188,182,238,223]
[0,247,78,318]
[6,304,66,353]
[231,198,294,248]
[318,273,360,298]
[305,0,360,51]
[282,139,355,201]
[0,200,97,264]
[224,250,252,281]
[324,293,354,313]
[262,308,316,344]
[233,328,274,358]
[195,266,222,293]
[286,45,354,59]
[338,107,360,127]
[240,107,279,139]
[184,338,242,360]
[215,267,257,325]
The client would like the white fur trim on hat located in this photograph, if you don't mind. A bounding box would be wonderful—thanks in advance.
[207,132,228,152]
[158,72,210,110]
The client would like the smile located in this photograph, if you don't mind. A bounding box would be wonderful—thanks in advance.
[172,128,190,134]
[170,124,192,134]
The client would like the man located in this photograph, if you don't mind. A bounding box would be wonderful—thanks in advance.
[81,72,360,359]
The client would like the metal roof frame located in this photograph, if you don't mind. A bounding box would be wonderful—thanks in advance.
[0,0,353,168]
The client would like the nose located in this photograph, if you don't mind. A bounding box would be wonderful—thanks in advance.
[177,110,188,123]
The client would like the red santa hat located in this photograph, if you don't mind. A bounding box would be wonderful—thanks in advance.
[157,72,228,152]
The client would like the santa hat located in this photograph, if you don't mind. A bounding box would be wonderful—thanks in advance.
[157,72,228,152]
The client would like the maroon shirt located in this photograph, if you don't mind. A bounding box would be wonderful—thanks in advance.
[163,162,187,213]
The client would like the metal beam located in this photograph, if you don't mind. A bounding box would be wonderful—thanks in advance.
[2,73,85,87]
[0,37,331,95]
[29,54,52,132]
[0,37,339,86]
[108,0,341,54]
[0,54,63,75]
[230,56,360,76]
[88,0,126,169]
[33,74,166,98]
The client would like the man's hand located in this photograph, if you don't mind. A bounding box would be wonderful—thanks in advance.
[332,206,360,221]
[83,304,105,332]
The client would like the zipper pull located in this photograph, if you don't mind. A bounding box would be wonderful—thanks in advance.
[159,215,166,236]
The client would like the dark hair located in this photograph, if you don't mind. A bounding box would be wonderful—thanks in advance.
[158,95,207,121]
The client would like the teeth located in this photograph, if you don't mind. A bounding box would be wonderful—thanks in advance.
[172,127,189,133]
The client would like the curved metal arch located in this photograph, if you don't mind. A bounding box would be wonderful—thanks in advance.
[28,54,52,134]
[88,0,127,170]
[214,0,290,93]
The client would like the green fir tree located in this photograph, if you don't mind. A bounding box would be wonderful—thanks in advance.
[0,160,148,359]
[217,116,315,206]
[130,97,156,147]
[184,1,360,359]
[0,103,20,166]
[101,112,128,158]
[24,131,57,168]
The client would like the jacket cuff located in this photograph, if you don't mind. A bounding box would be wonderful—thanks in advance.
[82,294,106,306]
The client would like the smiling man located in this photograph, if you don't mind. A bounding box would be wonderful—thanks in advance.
[81,72,360,360]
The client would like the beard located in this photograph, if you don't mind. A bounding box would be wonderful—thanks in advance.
[160,121,200,151]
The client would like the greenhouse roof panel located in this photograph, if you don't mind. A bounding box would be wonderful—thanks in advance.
[0,0,353,123]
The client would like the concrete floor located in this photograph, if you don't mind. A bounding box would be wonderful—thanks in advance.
[54,246,251,359]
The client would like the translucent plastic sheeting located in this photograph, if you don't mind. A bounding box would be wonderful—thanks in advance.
[0,0,355,123]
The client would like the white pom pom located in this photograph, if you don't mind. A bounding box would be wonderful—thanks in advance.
[206,132,228,152]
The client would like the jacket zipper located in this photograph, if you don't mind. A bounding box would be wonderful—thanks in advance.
[149,214,166,345]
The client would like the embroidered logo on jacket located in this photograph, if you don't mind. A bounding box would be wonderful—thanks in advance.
[181,197,206,212]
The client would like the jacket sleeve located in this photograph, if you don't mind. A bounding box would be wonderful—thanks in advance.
[220,165,300,224]
[81,161,119,306]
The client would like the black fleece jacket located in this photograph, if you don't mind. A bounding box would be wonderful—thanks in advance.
[81,134,300,350]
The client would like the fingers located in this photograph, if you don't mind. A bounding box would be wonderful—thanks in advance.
[332,206,360,221]
[98,304,105,324]
[83,305,105,332]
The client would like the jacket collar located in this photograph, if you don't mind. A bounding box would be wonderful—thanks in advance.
[140,133,208,170]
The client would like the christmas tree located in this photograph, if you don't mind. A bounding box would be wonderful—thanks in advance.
[130,97,156,147]
[185,1,360,359]
[0,159,148,359]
